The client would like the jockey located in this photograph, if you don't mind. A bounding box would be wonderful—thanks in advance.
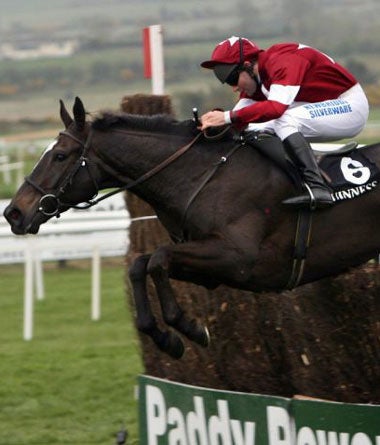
[200,36,369,209]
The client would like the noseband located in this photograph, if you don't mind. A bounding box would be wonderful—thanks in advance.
[25,129,99,217]
[25,128,203,217]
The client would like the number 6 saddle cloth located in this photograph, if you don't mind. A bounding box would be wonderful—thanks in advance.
[318,149,380,203]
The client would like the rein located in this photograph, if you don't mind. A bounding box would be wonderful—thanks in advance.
[180,138,244,236]
[25,128,203,217]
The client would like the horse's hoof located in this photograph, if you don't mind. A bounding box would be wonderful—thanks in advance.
[203,326,211,347]
[199,325,210,348]
[190,323,210,348]
[159,331,185,359]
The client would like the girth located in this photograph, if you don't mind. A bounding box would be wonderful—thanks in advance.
[242,132,314,290]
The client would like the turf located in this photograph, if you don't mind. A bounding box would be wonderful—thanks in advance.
[0,258,143,444]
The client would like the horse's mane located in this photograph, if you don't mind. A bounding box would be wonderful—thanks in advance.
[92,112,196,137]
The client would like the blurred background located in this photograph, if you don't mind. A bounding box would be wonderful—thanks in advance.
[1,1,380,443]
[0,0,380,198]
[1,0,380,196]
[1,0,380,130]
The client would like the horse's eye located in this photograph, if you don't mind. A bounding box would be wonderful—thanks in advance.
[55,153,67,162]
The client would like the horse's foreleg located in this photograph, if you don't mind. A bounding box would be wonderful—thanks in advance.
[148,259,211,351]
[128,254,185,359]
[147,240,234,351]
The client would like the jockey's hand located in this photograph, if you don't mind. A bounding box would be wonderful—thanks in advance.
[200,110,226,131]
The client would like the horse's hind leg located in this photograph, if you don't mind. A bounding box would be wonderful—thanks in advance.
[128,254,185,359]
[147,247,212,350]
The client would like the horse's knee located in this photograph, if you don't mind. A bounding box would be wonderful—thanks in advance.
[162,308,183,328]
[136,315,157,335]
[147,247,171,277]
[128,254,150,282]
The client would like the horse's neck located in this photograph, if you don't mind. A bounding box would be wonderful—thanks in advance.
[94,130,293,228]
[96,130,201,202]
[94,131,173,181]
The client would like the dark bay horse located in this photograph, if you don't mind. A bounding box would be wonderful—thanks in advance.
[4,97,380,358]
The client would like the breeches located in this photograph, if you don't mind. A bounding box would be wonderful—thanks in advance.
[241,83,369,142]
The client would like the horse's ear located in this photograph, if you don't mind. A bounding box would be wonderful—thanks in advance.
[59,99,73,129]
[73,96,86,132]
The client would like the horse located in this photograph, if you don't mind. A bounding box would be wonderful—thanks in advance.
[4,97,380,358]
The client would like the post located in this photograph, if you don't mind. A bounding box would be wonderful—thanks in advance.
[91,246,101,321]
[16,161,24,187]
[143,24,165,95]
[34,253,44,301]
[23,243,34,340]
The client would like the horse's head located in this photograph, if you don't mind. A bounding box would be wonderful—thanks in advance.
[4,97,99,234]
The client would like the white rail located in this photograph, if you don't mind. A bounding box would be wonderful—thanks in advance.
[1,195,157,341]
[0,154,24,185]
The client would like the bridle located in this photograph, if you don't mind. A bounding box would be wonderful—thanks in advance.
[25,127,203,218]
[25,129,98,217]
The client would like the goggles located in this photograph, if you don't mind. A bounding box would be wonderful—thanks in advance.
[214,64,242,86]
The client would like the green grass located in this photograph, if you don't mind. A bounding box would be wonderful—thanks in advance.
[0,259,143,445]
[368,106,380,122]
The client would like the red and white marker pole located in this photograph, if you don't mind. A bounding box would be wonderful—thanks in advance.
[143,24,165,95]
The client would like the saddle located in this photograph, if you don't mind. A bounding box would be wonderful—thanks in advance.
[244,132,380,203]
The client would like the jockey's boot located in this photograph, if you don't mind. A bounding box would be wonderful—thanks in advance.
[282,132,333,209]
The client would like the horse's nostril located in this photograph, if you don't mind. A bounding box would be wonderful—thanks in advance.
[4,206,22,223]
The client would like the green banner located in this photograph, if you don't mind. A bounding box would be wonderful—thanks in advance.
[138,375,380,445]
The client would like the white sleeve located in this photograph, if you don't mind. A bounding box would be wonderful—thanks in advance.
[268,84,300,105]
[232,98,256,111]
[224,111,232,124]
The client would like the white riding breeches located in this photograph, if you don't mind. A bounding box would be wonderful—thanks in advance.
[238,83,369,142]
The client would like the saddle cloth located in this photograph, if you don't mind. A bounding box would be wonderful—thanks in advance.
[244,132,380,203]
[319,149,380,203]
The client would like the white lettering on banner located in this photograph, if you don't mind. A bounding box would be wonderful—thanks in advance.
[297,427,318,445]
[315,430,350,445]
[231,419,255,445]
[146,385,256,445]
[351,433,373,445]
[186,396,208,444]
[208,400,232,444]
[267,407,293,445]
[147,385,167,445]
[145,384,380,445]
[340,157,371,185]
[168,406,187,444]
[268,412,376,445]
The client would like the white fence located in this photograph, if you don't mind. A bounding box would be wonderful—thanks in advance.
[0,194,156,341]
[0,154,24,186]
